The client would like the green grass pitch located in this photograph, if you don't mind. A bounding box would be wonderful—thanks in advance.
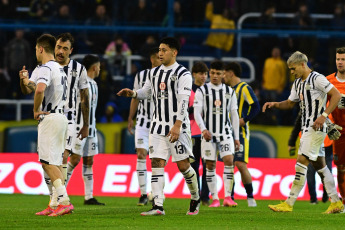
[0,194,344,230]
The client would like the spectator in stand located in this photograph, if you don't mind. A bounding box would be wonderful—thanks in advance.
[205,0,236,59]
[128,0,151,25]
[105,35,131,76]
[100,102,123,123]
[50,4,74,24]
[84,4,112,53]
[29,0,55,22]
[4,29,33,99]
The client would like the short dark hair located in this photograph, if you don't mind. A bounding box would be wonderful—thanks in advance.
[56,32,75,48]
[192,61,208,73]
[36,34,56,54]
[210,60,224,70]
[149,47,159,57]
[160,37,180,52]
[224,62,242,77]
[83,54,100,71]
[336,47,345,54]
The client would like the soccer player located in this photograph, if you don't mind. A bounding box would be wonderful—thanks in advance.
[127,47,161,206]
[189,61,210,205]
[66,54,105,205]
[326,47,345,204]
[193,60,240,208]
[54,33,90,189]
[263,51,344,214]
[118,37,200,216]
[223,62,260,207]
[32,34,72,216]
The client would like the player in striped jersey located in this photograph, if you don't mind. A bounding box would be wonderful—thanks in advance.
[32,34,73,216]
[326,47,345,204]
[65,55,105,205]
[263,51,344,213]
[54,33,90,186]
[194,60,240,208]
[128,47,161,206]
[118,37,200,216]
[224,62,260,207]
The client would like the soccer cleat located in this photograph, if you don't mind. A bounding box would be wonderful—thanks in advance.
[84,198,105,205]
[201,200,210,206]
[141,205,165,216]
[223,196,237,207]
[209,199,220,207]
[268,202,292,212]
[323,200,344,214]
[310,200,318,205]
[48,204,74,217]
[137,195,148,206]
[35,206,55,216]
[186,199,200,215]
[247,198,257,207]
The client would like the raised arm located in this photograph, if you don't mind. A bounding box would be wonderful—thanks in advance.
[19,66,36,94]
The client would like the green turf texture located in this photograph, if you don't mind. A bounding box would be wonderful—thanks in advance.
[0,194,343,230]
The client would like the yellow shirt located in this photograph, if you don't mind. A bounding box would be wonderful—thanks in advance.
[205,2,235,52]
[262,57,287,91]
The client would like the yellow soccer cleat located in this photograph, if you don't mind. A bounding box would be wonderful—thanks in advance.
[268,202,293,212]
[323,200,344,214]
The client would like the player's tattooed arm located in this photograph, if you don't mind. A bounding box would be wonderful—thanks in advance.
[77,88,89,140]
[20,79,36,95]
[27,81,36,92]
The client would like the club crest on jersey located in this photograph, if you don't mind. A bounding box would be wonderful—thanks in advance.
[225,93,231,99]
[299,93,303,101]
[159,82,166,90]
[170,74,177,81]
[305,84,311,90]
[214,100,222,107]
[72,69,77,77]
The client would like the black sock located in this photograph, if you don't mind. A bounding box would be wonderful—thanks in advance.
[244,183,254,198]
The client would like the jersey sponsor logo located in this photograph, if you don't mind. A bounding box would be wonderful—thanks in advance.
[159,82,166,90]
[214,100,222,107]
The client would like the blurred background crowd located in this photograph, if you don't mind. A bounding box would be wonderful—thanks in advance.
[1,0,345,126]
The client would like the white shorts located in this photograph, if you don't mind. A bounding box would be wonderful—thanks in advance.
[65,121,75,151]
[38,113,67,166]
[299,128,326,161]
[149,133,194,163]
[201,138,234,161]
[135,127,149,151]
[72,135,98,157]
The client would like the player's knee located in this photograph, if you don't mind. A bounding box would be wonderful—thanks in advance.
[176,159,190,172]
[151,158,165,168]
[70,154,81,166]
[206,160,216,170]
[136,148,147,159]
[83,156,93,165]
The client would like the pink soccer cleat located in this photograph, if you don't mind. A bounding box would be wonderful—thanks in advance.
[35,206,55,216]
[48,204,74,217]
[209,199,220,207]
[223,197,237,207]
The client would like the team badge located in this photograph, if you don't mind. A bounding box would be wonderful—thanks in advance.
[72,69,77,78]
[225,93,231,99]
[214,100,222,107]
[305,84,311,90]
[171,74,177,81]
[159,82,166,90]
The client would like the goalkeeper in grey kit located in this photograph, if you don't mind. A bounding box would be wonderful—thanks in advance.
[263,51,344,213]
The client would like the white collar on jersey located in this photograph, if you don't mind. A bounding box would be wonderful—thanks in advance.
[161,62,179,71]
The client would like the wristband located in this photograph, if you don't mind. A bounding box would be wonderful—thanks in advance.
[321,112,328,118]
[132,91,137,98]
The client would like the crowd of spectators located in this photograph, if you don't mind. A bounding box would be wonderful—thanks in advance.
[1,0,345,124]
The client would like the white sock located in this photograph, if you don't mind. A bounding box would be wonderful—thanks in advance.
[44,171,57,208]
[62,164,67,185]
[286,162,307,206]
[53,178,69,205]
[136,159,147,195]
[66,162,76,186]
[317,166,340,203]
[151,168,165,207]
[223,165,234,198]
[83,164,94,200]
[182,166,200,201]
[206,168,218,200]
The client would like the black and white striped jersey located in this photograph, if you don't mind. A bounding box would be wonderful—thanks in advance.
[133,69,152,129]
[194,82,238,142]
[136,62,192,136]
[30,61,67,113]
[63,59,89,121]
[75,76,98,137]
[289,71,334,132]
